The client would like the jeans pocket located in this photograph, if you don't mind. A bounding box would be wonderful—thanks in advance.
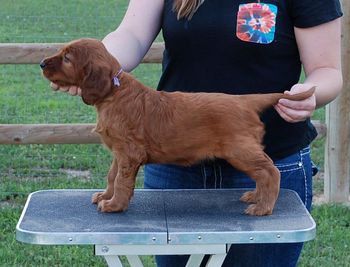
[274,147,313,211]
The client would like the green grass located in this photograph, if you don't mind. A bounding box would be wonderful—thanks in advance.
[299,205,350,267]
[0,0,349,266]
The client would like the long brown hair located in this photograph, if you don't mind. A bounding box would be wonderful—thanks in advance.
[173,0,205,20]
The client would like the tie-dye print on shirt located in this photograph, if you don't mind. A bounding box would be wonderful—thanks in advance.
[236,3,278,44]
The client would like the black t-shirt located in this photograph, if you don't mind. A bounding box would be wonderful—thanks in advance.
[158,0,342,159]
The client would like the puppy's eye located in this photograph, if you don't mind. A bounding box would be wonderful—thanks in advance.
[63,54,70,63]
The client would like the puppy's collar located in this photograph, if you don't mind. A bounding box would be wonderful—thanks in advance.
[112,68,123,87]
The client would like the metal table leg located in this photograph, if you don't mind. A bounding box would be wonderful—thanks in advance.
[205,254,228,267]
[186,254,206,267]
[96,244,228,267]
[103,255,124,267]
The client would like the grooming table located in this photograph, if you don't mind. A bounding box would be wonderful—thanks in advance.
[16,189,316,267]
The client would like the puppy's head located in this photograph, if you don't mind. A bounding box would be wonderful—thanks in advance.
[41,38,120,105]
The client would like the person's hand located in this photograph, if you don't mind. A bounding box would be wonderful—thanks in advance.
[274,83,316,123]
[50,82,82,96]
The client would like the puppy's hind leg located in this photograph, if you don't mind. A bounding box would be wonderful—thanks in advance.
[224,148,280,216]
[92,157,118,204]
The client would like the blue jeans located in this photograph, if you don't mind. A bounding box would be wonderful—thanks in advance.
[144,146,316,267]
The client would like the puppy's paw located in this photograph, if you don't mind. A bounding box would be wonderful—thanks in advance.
[244,203,273,216]
[240,190,258,203]
[97,198,129,213]
[91,191,113,204]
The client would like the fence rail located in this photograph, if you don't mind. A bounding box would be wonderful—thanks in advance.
[0,121,329,145]
[0,42,164,64]
[0,124,99,144]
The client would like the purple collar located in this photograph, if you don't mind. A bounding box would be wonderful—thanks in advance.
[112,68,123,87]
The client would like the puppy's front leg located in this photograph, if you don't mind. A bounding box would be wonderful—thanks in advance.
[98,157,140,213]
[92,157,118,204]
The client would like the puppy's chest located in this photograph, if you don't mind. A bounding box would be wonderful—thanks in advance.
[98,131,113,150]
[93,119,118,148]
[94,118,143,150]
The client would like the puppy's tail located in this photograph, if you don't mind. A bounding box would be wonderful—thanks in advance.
[249,86,316,113]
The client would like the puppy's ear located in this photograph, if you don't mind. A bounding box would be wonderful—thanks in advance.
[80,62,113,105]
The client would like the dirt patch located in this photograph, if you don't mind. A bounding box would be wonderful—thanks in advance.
[313,194,327,205]
[4,168,92,182]
[0,200,23,209]
[59,168,91,180]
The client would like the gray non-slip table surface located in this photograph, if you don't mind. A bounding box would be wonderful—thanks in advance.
[16,189,316,245]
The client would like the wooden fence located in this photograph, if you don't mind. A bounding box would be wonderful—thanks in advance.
[0,42,163,145]
[0,42,326,144]
[324,0,350,203]
[0,31,349,202]
[0,42,164,64]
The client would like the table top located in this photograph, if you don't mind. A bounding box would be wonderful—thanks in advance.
[16,189,316,245]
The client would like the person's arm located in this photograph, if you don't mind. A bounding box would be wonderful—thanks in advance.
[275,18,343,123]
[51,0,164,95]
[102,0,163,71]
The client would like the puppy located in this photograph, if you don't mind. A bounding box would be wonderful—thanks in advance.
[41,38,315,215]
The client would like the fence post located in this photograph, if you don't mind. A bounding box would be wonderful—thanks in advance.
[324,1,350,202]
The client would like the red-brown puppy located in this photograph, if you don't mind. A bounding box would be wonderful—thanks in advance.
[41,38,315,216]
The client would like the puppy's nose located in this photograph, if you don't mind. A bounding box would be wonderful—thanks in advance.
[39,59,46,69]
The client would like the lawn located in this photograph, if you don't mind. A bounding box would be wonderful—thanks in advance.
[0,1,349,266]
